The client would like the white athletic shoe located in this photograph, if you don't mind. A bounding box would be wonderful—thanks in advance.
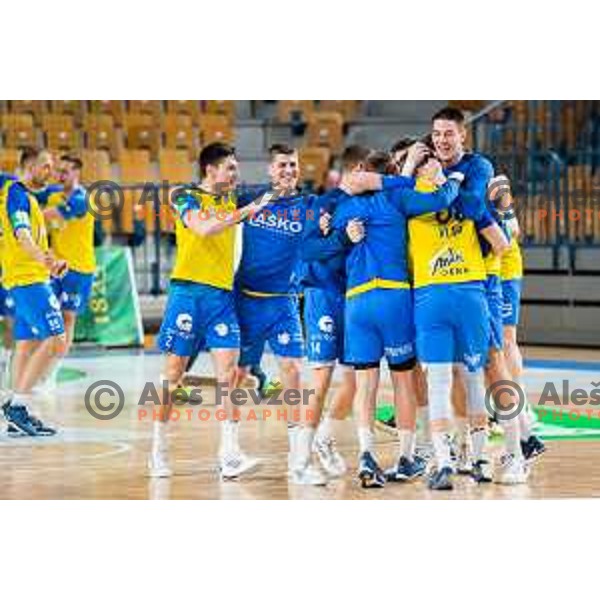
[220,452,260,480]
[495,453,528,485]
[313,436,346,478]
[289,463,328,486]
[147,449,173,478]
[455,443,473,475]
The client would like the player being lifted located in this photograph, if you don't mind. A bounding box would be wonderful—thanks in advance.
[151,143,272,479]
[41,155,95,389]
[0,148,67,435]
[335,144,465,488]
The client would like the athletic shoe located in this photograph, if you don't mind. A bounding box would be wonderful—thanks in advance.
[385,456,426,482]
[313,435,346,478]
[2,401,44,436]
[413,453,429,474]
[357,451,385,488]
[427,466,454,491]
[521,435,546,461]
[495,453,528,485]
[147,449,173,478]
[28,414,57,436]
[289,463,328,486]
[220,452,260,480]
[470,459,493,483]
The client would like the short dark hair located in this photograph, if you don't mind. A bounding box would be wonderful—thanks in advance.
[365,150,392,175]
[19,146,42,169]
[390,137,416,154]
[198,143,236,177]
[431,106,466,125]
[268,144,297,159]
[60,154,83,171]
[341,145,370,171]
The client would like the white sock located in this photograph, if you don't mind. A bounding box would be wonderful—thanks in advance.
[398,429,416,460]
[152,420,168,453]
[454,417,469,448]
[221,420,240,456]
[471,427,488,462]
[295,426,316,470]
[316,416,334,441]
[515,377,533,440]
[431,431,452,469]
[11,392,31,407]
[500,418,523,458]
[357,426,374,455]
[287,421,300,456]
[417,406,430,444]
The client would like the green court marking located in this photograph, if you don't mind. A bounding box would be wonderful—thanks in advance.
[57,366,87,384]
[375,404,600,441]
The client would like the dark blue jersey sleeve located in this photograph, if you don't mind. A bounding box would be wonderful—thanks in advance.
[386,179,461,217]
[7,184,32,235]
[57,188,88,220]
[455,156,494,221]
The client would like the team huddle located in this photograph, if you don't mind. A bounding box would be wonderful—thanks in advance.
[151,106,546,490]
[0,106,545,492]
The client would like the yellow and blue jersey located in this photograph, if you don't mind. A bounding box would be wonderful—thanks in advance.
[171,186,238,290]
[46,187,96,275]
[501,236,523,281]
[0,180,50,289]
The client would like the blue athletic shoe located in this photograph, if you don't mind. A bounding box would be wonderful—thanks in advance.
[427,466,454,491]
[521,435,545,461]
[470,459,493,484]
[385,456,426,482]
[2,401,56,437]
[358,451,385,488]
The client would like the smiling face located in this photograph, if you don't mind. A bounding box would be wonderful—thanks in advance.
[207,155,239,193]
[269,151,299,192]
[29,151,54,187]
[432,118,466,165]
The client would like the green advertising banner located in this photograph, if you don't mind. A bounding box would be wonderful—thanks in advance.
[74,247,144,347]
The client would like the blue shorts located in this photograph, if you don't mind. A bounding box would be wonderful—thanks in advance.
[344,287,415,367]
[9,282,65,341]
[502,278,522,326]
[236,293,304,367]
[485,275,504,350]
[158,282,240,357]
[0,284,14,318]
[414,282,490,372]
[52,270,94,315]
[304,287,346,366]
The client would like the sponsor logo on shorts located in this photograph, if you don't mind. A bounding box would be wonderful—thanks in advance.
[214,322,230,337]
[385,343,413,358]
[176,313,193,333]
[318,315,334,334]
[463,352,483,369]
[277,332,291,345]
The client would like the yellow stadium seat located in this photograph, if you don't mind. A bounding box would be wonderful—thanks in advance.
[166,100,201,125]
[0,149,20,174]
[299,147,331,189]
[159,150,195,231]
[83,114,120,158]
[120,150,154,233]
[49,100,85,125]
[306,112,344,153]
[198,114,234,146]
[124,114,160,159]
[205,101,235,122]
[42,114,79,152]
[318,101,360,122]
[128,100,163,120]
[1,114,37,149]
[163,114,196,159]
[277,101,314,122]
[9,100,46,125]
[89,101,125,127]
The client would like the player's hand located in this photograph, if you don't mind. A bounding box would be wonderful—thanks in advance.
[319,212,332,235]
[402,143,430,175]
[51,259,68,278]
[346,219,365,244]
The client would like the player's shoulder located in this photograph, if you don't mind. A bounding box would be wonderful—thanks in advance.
[462,152,494,174]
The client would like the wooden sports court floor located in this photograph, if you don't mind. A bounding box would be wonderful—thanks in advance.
[1,346,600,500]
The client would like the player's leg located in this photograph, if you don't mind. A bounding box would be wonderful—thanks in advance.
[344,292,385,488]
[304,287,349,476]
[270,295,326,484]
[502,278,544,461]
[0,286,14,389]
[450,365,471,474]
[415,285,456,491]
[2,283,65,436]
[456,283,494,484]
[151,284,198,477]
[484,277,527,484]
